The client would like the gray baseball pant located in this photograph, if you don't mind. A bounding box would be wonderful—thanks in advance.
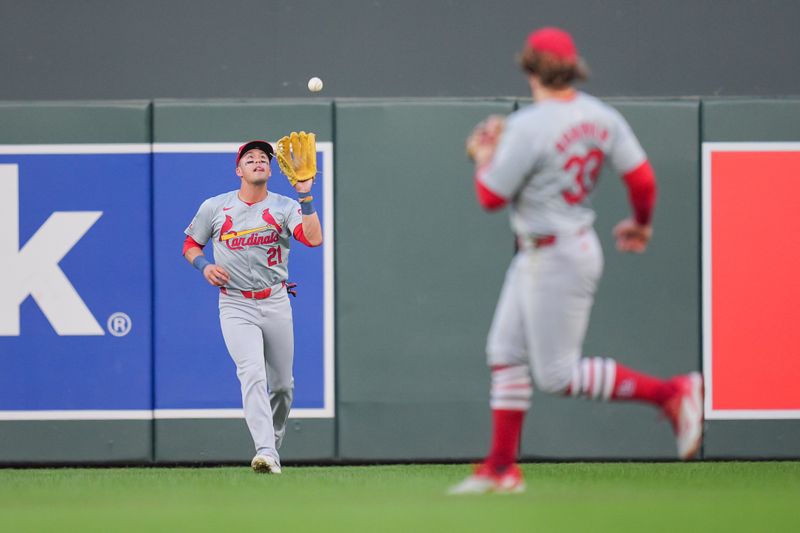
[218,285,294,461]
[486,228,603,393]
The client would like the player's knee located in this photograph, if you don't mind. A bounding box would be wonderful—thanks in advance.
[485,344,527,368]
[532,366,572,395]
[235,360,266,386]
[270,384,293,397]
[269,377,294,396]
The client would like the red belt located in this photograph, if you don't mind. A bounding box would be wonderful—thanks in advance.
[517,228,588,250]
[220,281,285,300]
[533,235,556,248]
[517,234,557,249]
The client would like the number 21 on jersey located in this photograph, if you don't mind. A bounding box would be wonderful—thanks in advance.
[266,246,283,267]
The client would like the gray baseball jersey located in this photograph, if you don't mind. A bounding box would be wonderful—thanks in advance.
[482,92,646,236]
[185,190,303,289]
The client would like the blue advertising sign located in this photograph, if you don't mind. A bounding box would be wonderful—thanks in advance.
[152,143,334,419]
[0,143,334,420]
[0,146,153,419]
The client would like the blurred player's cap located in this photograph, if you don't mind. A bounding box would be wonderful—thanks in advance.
[236,140,274,165]
[526,27,578,63]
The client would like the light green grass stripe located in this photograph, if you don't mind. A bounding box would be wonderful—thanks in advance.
[1,463,797,533]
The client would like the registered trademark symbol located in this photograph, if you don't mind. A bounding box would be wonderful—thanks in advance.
[107,312,132,337]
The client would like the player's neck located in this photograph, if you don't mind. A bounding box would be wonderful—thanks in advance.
[238,182,268,204]
[528,74,578,102]
[532,85,577,103]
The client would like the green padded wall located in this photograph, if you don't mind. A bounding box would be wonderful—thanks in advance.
[335,99,701,461]
[154,419,334,463]
[518,99,702,459]
[0,421,152,464]
[153,99,333,143]
[152,100,335,462]
[0,101,152,464]
[3,97,798,465]
[0,101,151,144]
[335,100,516,460]
[703,99,800,141]
[701,98,800,458]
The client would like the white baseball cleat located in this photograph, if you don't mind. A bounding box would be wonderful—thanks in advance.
[251,454,282,474]
[447,463,526,495]
[663,372,704,460]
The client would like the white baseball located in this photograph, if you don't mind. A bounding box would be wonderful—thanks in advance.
[307,77,324,92]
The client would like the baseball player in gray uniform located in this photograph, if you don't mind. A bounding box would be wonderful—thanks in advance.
[183,139,322,474]
[449,27,703,494]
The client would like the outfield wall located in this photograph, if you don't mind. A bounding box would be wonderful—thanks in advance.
[0,98,798,464]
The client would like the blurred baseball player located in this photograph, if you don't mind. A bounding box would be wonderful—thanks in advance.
[449,28,703,495]
[183,133,322,474]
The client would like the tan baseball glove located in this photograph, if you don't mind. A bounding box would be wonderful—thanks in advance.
[276,131,317,186]
[466,115,506,165]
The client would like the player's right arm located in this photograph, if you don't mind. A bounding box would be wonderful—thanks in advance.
[183,199,230,287]
[183,238,230,287]
[467,115,509,211]
[469,113,540,211]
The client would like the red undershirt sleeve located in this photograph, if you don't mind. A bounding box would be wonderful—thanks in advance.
[475,165,508,211]
[293,224,317,247]
[622,160,657,225]
[182,235,204,256]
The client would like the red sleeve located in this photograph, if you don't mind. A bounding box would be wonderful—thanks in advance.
[474,164,507,211]
[622,160,657,225]
[293,224,319,247]
[182,235,204,255]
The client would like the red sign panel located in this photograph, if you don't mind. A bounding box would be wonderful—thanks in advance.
[703,143,800,419]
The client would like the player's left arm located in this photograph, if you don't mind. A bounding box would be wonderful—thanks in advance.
[292,179,323,247]
[613,160,656,253]
[608,112,657,253]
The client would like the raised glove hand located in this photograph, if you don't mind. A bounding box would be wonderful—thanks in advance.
[466,115,506,166]
[276,131,317,186]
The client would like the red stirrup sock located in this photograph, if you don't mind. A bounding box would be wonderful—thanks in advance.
[484,365,531,471]
[485,409,526,471]
[566,357,676,407]
[612,363,677,407]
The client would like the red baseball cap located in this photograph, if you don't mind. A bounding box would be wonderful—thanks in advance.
[526,27,579,63]
[236,140,274,165]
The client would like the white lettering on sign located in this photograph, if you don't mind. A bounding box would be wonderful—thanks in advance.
[0,164,104,336]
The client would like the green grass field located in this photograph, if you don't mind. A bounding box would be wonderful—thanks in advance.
[1,462,797,533]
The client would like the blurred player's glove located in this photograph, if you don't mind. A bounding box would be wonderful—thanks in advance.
[276,131,317,186]
[466,115,505,165]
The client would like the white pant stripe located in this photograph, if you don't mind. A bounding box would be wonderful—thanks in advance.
[491,365,532,411]
[602,358,617,401]
[490,399,532,411]
[570,357,618,401]
[492,366,531,383]
[591,357,604,400]
[580,359,591,396]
